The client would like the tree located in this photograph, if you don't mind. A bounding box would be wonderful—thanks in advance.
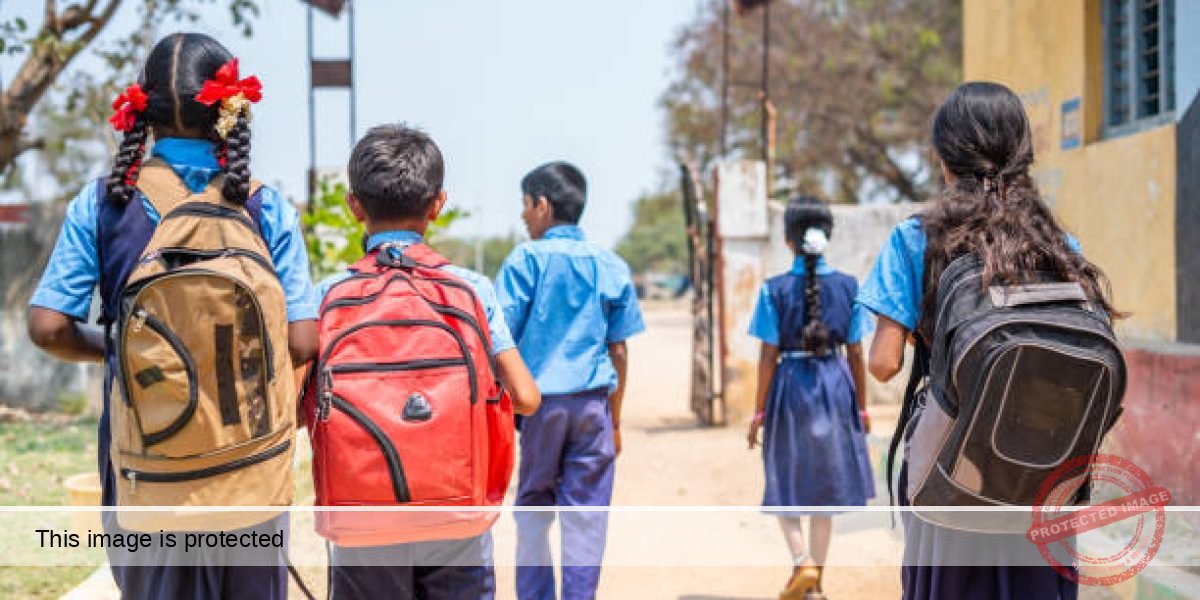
[0,0,260,175]
[616,190,687,276]
[662,0,960,203]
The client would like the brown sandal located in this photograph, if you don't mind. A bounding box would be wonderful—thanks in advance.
[779,563,820,600]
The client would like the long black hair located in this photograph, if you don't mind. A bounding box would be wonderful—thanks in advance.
[106,33,253,205]
[919,81,1120,340]
[784,195,834,355]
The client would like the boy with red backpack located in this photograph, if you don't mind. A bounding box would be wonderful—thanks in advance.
[305,124,541,599]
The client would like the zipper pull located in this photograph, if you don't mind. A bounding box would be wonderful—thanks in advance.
[319,368,334,421]
[127,470,137,493]
[129,309,147,333]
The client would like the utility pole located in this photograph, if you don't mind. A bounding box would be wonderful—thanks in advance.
[305,0,356,208]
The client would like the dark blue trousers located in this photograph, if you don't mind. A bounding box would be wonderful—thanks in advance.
[515,391,616,600]
[328,535,494,600]
[99,423,287,600]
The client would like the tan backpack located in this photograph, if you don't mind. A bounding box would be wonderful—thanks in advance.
[109,161,295,532]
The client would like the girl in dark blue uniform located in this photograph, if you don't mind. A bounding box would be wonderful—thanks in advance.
[748,197,875,600]
[27,33,319,599]
[859,81,1120,600]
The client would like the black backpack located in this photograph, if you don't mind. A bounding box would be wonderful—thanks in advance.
[896,254,1126,533]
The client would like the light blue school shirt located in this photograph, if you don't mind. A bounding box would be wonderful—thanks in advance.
[748,256,875,345]
[495,224,645,395]
[316,230,515,357]
[29,137,318,323]
[856,218,1082,330]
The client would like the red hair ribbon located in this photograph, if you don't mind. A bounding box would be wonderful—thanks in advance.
[194,58,263,106]
[109,83,148,133]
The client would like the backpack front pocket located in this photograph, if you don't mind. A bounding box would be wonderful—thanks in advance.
[122,310,199,447]
[318,358,475,505]
[119,268,277,457]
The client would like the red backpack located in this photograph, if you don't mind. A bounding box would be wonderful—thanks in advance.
[304,243,515,546]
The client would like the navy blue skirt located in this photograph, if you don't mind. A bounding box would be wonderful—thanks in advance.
[897,464,1079,600]
[761,355,874,512]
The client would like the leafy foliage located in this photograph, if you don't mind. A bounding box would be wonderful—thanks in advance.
[662,0,961,203]
[301,178,363,280]
[615,190,687,276]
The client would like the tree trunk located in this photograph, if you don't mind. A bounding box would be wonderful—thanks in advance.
[0,0,123,172]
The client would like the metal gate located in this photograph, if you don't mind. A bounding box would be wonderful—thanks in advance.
[680,161,725,426]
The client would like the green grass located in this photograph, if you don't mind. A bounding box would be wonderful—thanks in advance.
[0,419,101,598]
[0,421,322,598]
[0,419,97,506]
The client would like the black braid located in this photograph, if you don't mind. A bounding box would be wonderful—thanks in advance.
[105,115,149,204]
[220,112,252,204]
[801,252,831,355]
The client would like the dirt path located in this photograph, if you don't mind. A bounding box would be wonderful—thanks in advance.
[487,303,905,600]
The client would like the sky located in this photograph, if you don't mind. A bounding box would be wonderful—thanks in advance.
[4,0,705,248]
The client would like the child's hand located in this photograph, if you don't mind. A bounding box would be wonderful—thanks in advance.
[860,409,871,434]
[747,412,765,449]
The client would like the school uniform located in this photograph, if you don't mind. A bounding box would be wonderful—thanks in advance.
[748,257,876,512]
[857,217,1080,600]
[30,138,318,600]
[318,229,516,600]
[495,224,645,600]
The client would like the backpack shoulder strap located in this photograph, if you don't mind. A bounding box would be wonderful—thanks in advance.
[135,159,193,216]
[137,160,264,219]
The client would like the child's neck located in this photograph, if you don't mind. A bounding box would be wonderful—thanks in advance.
[365,218,428,237]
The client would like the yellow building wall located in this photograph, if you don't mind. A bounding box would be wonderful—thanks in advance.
[963,0,1178,341]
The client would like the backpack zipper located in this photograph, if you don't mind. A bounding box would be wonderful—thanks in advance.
[328,394,412,503]
[323,273,502,401]
[949,314,1120,393]
[318,319,477,406]
[330,358,467,374]
[124,309,200,448]
[120,438,290,485]
[319,358,469,421]
[139,247,276,274]
[161,202,258,232]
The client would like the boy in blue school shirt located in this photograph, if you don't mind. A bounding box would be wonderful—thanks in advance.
[496,161,645,600]
[316,124,540,600]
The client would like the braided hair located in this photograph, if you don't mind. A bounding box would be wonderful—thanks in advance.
[784,196,834,355]
[106,33,253,205]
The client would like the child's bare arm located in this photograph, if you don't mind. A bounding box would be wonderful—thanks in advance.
[607,341,628,426]
[608,341,628,455]
[847,342,870,433]
[27,307,105,362]
[868,315,908,382]
[287,320,318,366]
[495,348,540,416]
[748,342,779,448]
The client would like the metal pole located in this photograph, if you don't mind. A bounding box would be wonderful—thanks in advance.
[719,0,730,158]
[348,0,357,146]
[760,0,770,165]
[307,3,317,208]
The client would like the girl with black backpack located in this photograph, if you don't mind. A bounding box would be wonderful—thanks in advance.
[858,81,1121,600]
[747,196,876,600]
